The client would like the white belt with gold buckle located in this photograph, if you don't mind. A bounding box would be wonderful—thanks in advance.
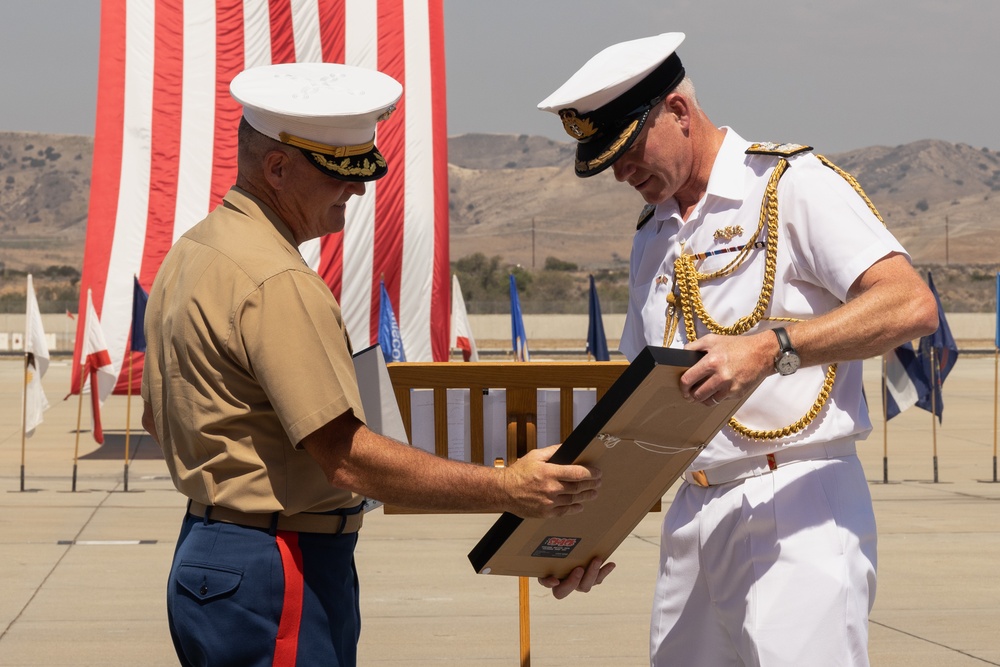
[683,439,857,488]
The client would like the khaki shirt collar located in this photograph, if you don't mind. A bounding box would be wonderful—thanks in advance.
[223,186,305,262]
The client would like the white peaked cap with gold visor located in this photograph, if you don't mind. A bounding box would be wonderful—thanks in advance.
[231,62,402,182]
[538,33,686,178]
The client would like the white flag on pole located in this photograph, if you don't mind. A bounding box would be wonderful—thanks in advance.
[82,289,117,444]
[23,274,50,437]
[450,275,479,362]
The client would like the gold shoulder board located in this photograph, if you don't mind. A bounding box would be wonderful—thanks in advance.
[636,203,656,230]
[746,142,813,157]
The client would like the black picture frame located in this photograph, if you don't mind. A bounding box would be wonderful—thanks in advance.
[468,345,750,578]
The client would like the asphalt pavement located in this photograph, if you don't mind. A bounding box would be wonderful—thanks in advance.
[1,354,998,666]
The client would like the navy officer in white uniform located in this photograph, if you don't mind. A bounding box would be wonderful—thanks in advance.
[536,33,938,667]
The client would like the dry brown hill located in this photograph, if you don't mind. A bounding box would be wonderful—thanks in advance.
[0,132,90,272]
[830,140,1000,264]
[1,131,997,312]
[448,134,1000,272]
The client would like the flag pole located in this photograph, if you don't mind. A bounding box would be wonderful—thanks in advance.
[20,353,29,492]
[930,347,938,483]
[519,575,531,667]
[881,355,888,484]
[72,363,86,492]
[492,455,531,666]
[993,347,998,483]
[994,273,999,482]
[124,351,133,492]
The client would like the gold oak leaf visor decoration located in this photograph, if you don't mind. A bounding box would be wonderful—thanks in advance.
[281,131,390,182]
[564,53,685,178]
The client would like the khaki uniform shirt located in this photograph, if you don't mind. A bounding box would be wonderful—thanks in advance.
[141,187,366,514]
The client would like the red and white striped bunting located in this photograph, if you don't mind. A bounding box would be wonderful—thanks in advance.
[72,0,450,396]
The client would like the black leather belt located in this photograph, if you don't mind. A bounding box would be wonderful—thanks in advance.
[188,500,364,534]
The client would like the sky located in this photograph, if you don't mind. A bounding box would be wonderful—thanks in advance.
[1,0,998,154]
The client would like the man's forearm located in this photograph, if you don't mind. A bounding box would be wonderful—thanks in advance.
[786,253,939,368]
[301,414,600,518]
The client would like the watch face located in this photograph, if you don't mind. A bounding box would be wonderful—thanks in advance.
[776,352,800,375]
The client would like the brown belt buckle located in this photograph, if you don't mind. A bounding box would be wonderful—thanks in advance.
[690,470,710,487]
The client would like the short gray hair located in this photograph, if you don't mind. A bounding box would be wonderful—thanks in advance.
[238,116,293,170]
[673,76,700,111]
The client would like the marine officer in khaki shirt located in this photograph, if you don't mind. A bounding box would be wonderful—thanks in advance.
[141,63,613,667]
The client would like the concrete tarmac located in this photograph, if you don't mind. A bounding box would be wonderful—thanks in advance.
[1,354,998,666]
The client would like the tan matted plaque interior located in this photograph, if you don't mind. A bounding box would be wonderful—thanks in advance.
[468,346,754,578]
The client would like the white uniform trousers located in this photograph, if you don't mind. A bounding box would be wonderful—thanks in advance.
[649,452,877,667]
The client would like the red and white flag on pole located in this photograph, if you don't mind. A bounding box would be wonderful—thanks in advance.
[82,289,117,444]
[450,274,478,362]
[71,0,450,398]
[24,274,51,437]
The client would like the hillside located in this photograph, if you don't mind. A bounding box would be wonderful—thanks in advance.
[1,131,998,312]
[830,141,1000,264]
[0,132,90,271]
[447,134,1000,272]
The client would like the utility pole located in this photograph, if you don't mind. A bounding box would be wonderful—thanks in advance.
[531,217,535,269]
[945,215,949,265]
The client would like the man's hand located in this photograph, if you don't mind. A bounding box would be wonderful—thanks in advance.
[677,254,941,410]
[680,332,774,406]
[538,557,616,599]
[501,444,601,519]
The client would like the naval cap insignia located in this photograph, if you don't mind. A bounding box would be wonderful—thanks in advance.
[558,109,598,140]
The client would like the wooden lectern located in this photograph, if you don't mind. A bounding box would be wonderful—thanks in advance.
[385,361,629,667]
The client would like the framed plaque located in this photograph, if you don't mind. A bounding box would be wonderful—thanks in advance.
[467,346,754,578]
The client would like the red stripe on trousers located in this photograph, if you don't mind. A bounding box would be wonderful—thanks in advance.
[74,0,127,393]
[371,0,407,345]
[273,531,304,667]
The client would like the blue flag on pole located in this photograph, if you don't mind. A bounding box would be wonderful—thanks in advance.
[916,271,958,422]
[378,280,406,363]
[586,275,610,361]
[130,275,148,353]
[509,274,530,362]
[882,341,930,420]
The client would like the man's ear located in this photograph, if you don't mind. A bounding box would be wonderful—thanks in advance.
[262,148,293,190]
[664,92,689,123]
[661,92,693,135]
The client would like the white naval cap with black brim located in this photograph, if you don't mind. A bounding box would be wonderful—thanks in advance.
[230,62,402,182]
[538,33,686,178]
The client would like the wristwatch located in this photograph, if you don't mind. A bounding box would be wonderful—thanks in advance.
[772,327,800,376]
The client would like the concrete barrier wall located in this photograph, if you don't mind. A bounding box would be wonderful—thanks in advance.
[469,313,999,346]
[468,314,627,343]
[0,312,996,352]
[0,314,80,352]
[945,313,998,341]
